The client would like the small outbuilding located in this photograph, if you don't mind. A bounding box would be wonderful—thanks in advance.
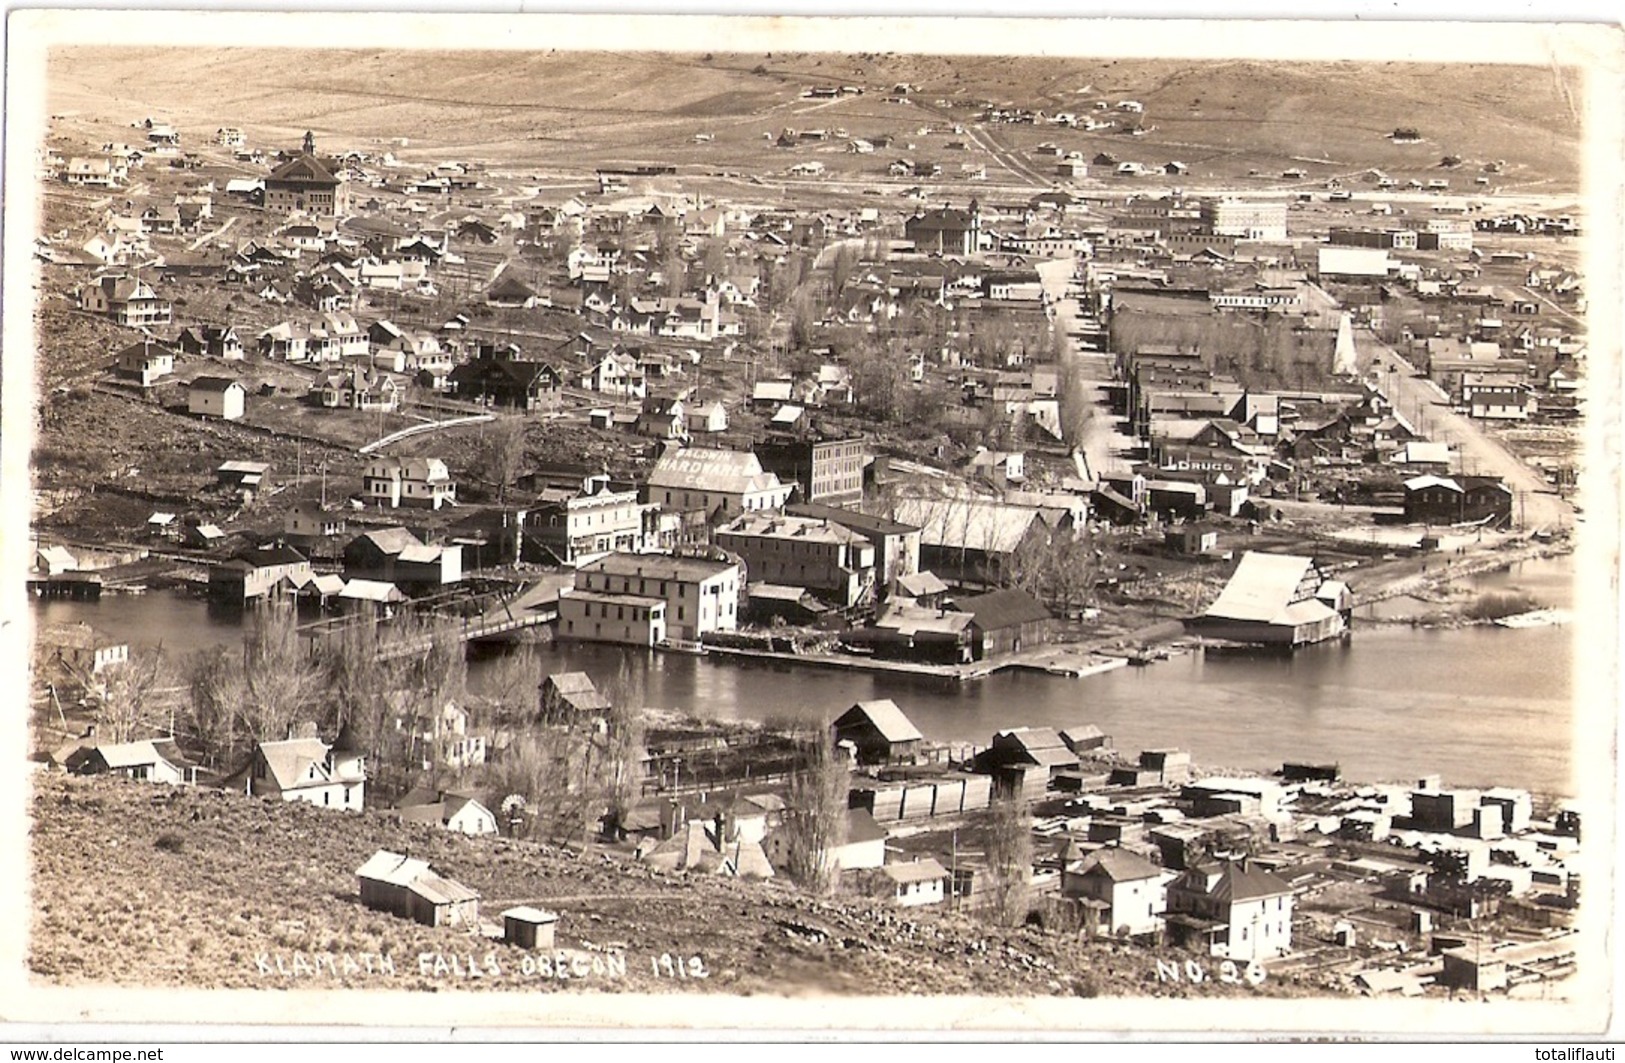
[355,849,480,928]
[882,858,950,907]
[502,906,560,949]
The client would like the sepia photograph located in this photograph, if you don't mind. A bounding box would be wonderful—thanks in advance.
[1,11,1619,1040]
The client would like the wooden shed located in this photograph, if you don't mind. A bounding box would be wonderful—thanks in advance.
[502,906,559,949]
[356,849,480,928]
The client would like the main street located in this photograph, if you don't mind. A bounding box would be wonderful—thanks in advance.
[1035,255,1139,478]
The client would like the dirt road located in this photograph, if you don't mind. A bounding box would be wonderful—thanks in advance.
[1354,327,1575,532]
[1036,256,1138,477]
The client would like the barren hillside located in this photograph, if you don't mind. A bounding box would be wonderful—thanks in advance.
[42,48,1582,187]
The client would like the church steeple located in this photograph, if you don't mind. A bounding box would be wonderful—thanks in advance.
[302,130,316,155]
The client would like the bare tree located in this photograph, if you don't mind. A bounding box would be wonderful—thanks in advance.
[476,416,527,505]
[829,243,860,297]
[984,794,1034,927]
[183,645,249,769]
[661,249,687,297]
[407,614,468,720]
[601,698,647,827]
[788,290,819,352]
[782,730,849,895]
[239,601,321,743]
[481,644,541,725]
[322,613,390,766]
[83,652,166,744]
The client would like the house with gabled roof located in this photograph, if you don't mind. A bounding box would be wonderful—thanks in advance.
[1188,551,1349,647]
[890,495,1057,590]
[208,543,311,603]
[881,858,951,907]
[894,569,949,605]
[78,274,171,327]
[975,726,1080,802]
[579,350,647,400]
[949,587,1055,658]
[1164,858,1296,962]
[316,366,401,412]
[342,526,462,591]
[393,788,498,835]
[447,354,561,411]
[225,735,366,810]
[59,736,200,786]
[115,339,176,387]
[65,155,127,187]
[1062,846,1166,938]
[539,671,612,724]
[850,599,975,665]
[187,376,247,420]
[176,325,243,361]
[362,455,457,510]
[486,268,539,309]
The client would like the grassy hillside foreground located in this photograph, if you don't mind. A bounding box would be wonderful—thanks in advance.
[28,774,1335,999]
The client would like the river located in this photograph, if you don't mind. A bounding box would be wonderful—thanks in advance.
[32,557,1586,796]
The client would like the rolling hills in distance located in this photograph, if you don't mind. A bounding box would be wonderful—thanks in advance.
[42,49,1583,191]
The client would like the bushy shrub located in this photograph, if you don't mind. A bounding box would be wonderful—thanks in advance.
[1463,590,1537,621]
[154,830,185,853]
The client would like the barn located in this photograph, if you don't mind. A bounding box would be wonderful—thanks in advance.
[833,699,925,766]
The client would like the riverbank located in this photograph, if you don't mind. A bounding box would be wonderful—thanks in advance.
[701,642,1132,682]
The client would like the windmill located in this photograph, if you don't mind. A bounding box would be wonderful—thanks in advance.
[501,793,527,838]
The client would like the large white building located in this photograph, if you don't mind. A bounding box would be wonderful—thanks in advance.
[1202,198,1288,242]
[1317,245,1393,280]
[645,447,794,520]
[559,552,740,645]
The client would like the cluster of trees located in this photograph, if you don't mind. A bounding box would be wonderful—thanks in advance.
[120,604,650,845]
[483,650,647,846]
[1111,310,1337,391]
[1007,530,1103,616]
[178,605,470,800]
